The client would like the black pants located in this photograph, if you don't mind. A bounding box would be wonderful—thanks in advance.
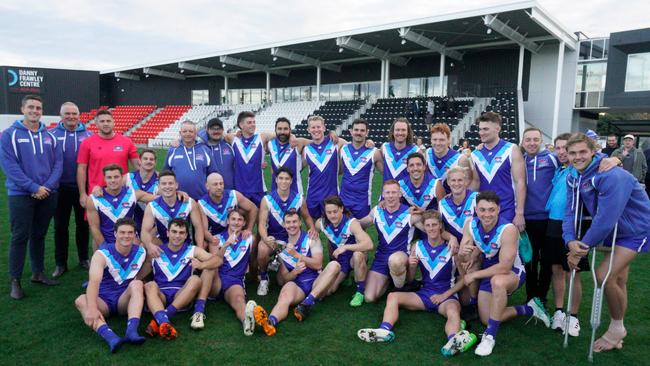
[54,186,89,267]
[8,193,58,279]
[524,219,552,302]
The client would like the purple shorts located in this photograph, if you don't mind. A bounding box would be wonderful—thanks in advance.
[607,235,649,253]
[160,287,181,303]
[370,249,407,276]
[241,191,264,207]
[347,203,371,220]
[306,200,325,221]
[479,268,526,294]
[219,274,244,298]
[416,287,458,312]
[336,250,354,275]
[99,290,124,316]
[291,274,317,296]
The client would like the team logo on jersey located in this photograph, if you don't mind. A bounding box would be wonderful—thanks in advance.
[114,145,123,152]
[495,156,502,163]
[424,195,431,200]
[491,242,499,249]
[251,143,257,148]
[43,137,52,144]
[326,149,332,154]
[131,263,139,270]
[360,157,367,162]
[396,222,403,228]
[196,154,204,161]
[179,212,187,218]
[122,202,131,208]
[341,234,348,240]
[464,210,472,215]
[438,256,447,262]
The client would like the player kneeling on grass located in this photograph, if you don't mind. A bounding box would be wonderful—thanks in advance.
[74,218,146,353]
[144,218,221,340]
[293,195,374,320]
[253,209,323,336]
[192,208,257,335]
[358,211,477,357]
[458,191,549,357]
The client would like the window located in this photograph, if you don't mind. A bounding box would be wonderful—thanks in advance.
[191,90,209,105]
[625,53,650,92]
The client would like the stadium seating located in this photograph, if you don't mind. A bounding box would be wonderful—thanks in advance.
[86,105,156,135]
[462,91,519,147]
[128,105,191,144]
[292,100,365,138]
[46,105,108,129]
[253,101,323,134]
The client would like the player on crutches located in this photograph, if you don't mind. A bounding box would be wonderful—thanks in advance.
[563,198,583,348]
[562,133,650,360]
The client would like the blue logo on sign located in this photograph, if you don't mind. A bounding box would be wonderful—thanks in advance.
[8,69,18,86]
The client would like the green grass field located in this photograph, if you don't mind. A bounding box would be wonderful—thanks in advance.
[1,149,649,365]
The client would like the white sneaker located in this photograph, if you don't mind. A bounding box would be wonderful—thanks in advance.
[257,279,269,296]
[551,310,566,332]
[243,300,256,336]
[357,328,395,343]
[567,315,580,337]
[527,298,550,328]
[474,334,496,357]
[190,312,206,330]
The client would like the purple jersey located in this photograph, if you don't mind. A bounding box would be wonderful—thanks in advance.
[279,231,319,283]
[320,215,357,252]
[97,242,145,298]
[153,242,195,289]
[91,186,137,244]
[372,203,414,254]
[439,190,478,241]
[471,139,517,221]
[340,144,376,217]
[217,232,252,280]
[469,217,525,273]
[304,137,339,204]
[399,173,439,211]
[425,148,461,179]
[233,133,266,195]
[126,171,158,232]
[263,190,303,243]
[268,138,302,194]
[382,143,418,181]
[198,190,238,236]
[149,196,193,243]
[414,240,455,292]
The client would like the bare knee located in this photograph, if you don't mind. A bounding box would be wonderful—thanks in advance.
[490,276,509,293]
[75,295,86,309]
[353,251,366,265]
[144,281,158,292]
[386,292,399,305]
[326,261,341,274]
[188,275,202,289]
[129,279,144,294]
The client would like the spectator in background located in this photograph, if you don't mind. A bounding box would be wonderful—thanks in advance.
[426,98,434,125]
[49,102,92,278]
[585,130,601,150]
[415,137,426,151]
[612,134,647,184]
[1,95,63,299]
[197,118,235,190]
[602,134,619,157]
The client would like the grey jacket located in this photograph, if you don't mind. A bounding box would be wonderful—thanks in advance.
[612,147,647,183]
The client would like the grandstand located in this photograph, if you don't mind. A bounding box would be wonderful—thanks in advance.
[86,105,156,134]
[292,100,367,137]
[128,105,191,144]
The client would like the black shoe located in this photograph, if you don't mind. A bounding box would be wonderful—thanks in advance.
[79,260,90,270]
[293,303,311,322]
[461,304,479,323]
[31,273,59,286]
[10,279,24,300]
[52,266,67,278]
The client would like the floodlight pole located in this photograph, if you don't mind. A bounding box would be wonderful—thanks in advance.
[439,53,446,96]
[551,41,565,139]
[384,60,391,98]
[224,76,229,104]
[316,66,321,102]
[266,72,271,104]
[380,60,386,98]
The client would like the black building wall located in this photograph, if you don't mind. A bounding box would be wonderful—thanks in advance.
[604,28,650,109]
[1,66,99,115]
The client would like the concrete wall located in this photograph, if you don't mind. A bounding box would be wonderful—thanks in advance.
[523,43,577,141]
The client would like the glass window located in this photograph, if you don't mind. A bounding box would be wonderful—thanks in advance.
[591,39,605,59]
[191,90,209,105]
[408,79,421,97]
[341,84,354,100]
[625,52,650,92]
[579,41,591,60]
[368,81,381,98]
[390,79,408,98]
[585,63,607,91]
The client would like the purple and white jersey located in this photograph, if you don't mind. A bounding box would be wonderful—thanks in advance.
[399,173,439,211]
[372,203,414,254]
[414,240,455,292]
[268,138,302,194]
[469,217,524,273]
[198,190,238,236]
[153,242,195,289]
[150,196,193,243]
[425,148,461,179]
[382,143,418,182]
[471,139,517,221]
[439,190,478,241]
[98,243,145,297]
[126,171,158,231]
[340,144,376,211]
[233,133,266,195]
[279,231,319,281]
[216,232,252,280]
[263,190,303,243]
[91,186,137,244]
[320,215,357,251]
[304,137,339,203]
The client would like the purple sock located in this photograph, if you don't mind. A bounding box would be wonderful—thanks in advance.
[380,322,393,331]
[126,318,141,337]
[260,272,269,281]
[485,318,500,339]
[166,304,178,318]
[356,281,366,294]
[448,333,456,340]
[303,294,316,306]
[96,324,119,342]
[194,299,206,314]
[515,305,533,317]
[154,311,170,325]
[269,315,278,326]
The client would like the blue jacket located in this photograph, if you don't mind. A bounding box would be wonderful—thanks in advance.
[197,129,235,190]
[545,163,570,220]
[1,120,63,196]
[524,149,558,220]
[49,122,92,188]
[562,154,650,247]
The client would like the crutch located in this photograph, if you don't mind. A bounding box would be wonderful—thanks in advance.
[564,191,584,347]
[588,223,618,363]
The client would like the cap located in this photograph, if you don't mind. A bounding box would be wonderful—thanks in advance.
[585,129,599,141]
[207,118,224,129]
[623,134,635,140]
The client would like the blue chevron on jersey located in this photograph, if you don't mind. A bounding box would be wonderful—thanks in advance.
[471,142,514,183]
[199,190,237,228]
[151,198,193,229]
[233,133,263,164]
[426,148,461,179]
[92,187,137,222]
[470,218,510,259]
[341,144,375,175]
[399,176,438,208]
[268,138,295,168]
[382,143,419,179]
[219,234,253,268]
[440,191,478,234]
[99,245,145,285]
[278,233,311,271]
[154,245,195,282]
[415,240,452,280]
[321,217,355,248]
[265,191,303,225]
[374,207,412,243]
[304,139,337,171]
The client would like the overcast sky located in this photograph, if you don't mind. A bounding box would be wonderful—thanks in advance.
[0,0,646,71]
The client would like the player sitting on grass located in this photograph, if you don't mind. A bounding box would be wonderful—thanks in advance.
[458,191,549,357]
[74,218,146,353]
[293,195,374,320]
[192,209,257,335]
[357,210,477,357]
[144,218,220,340]
[253,209,323,336]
